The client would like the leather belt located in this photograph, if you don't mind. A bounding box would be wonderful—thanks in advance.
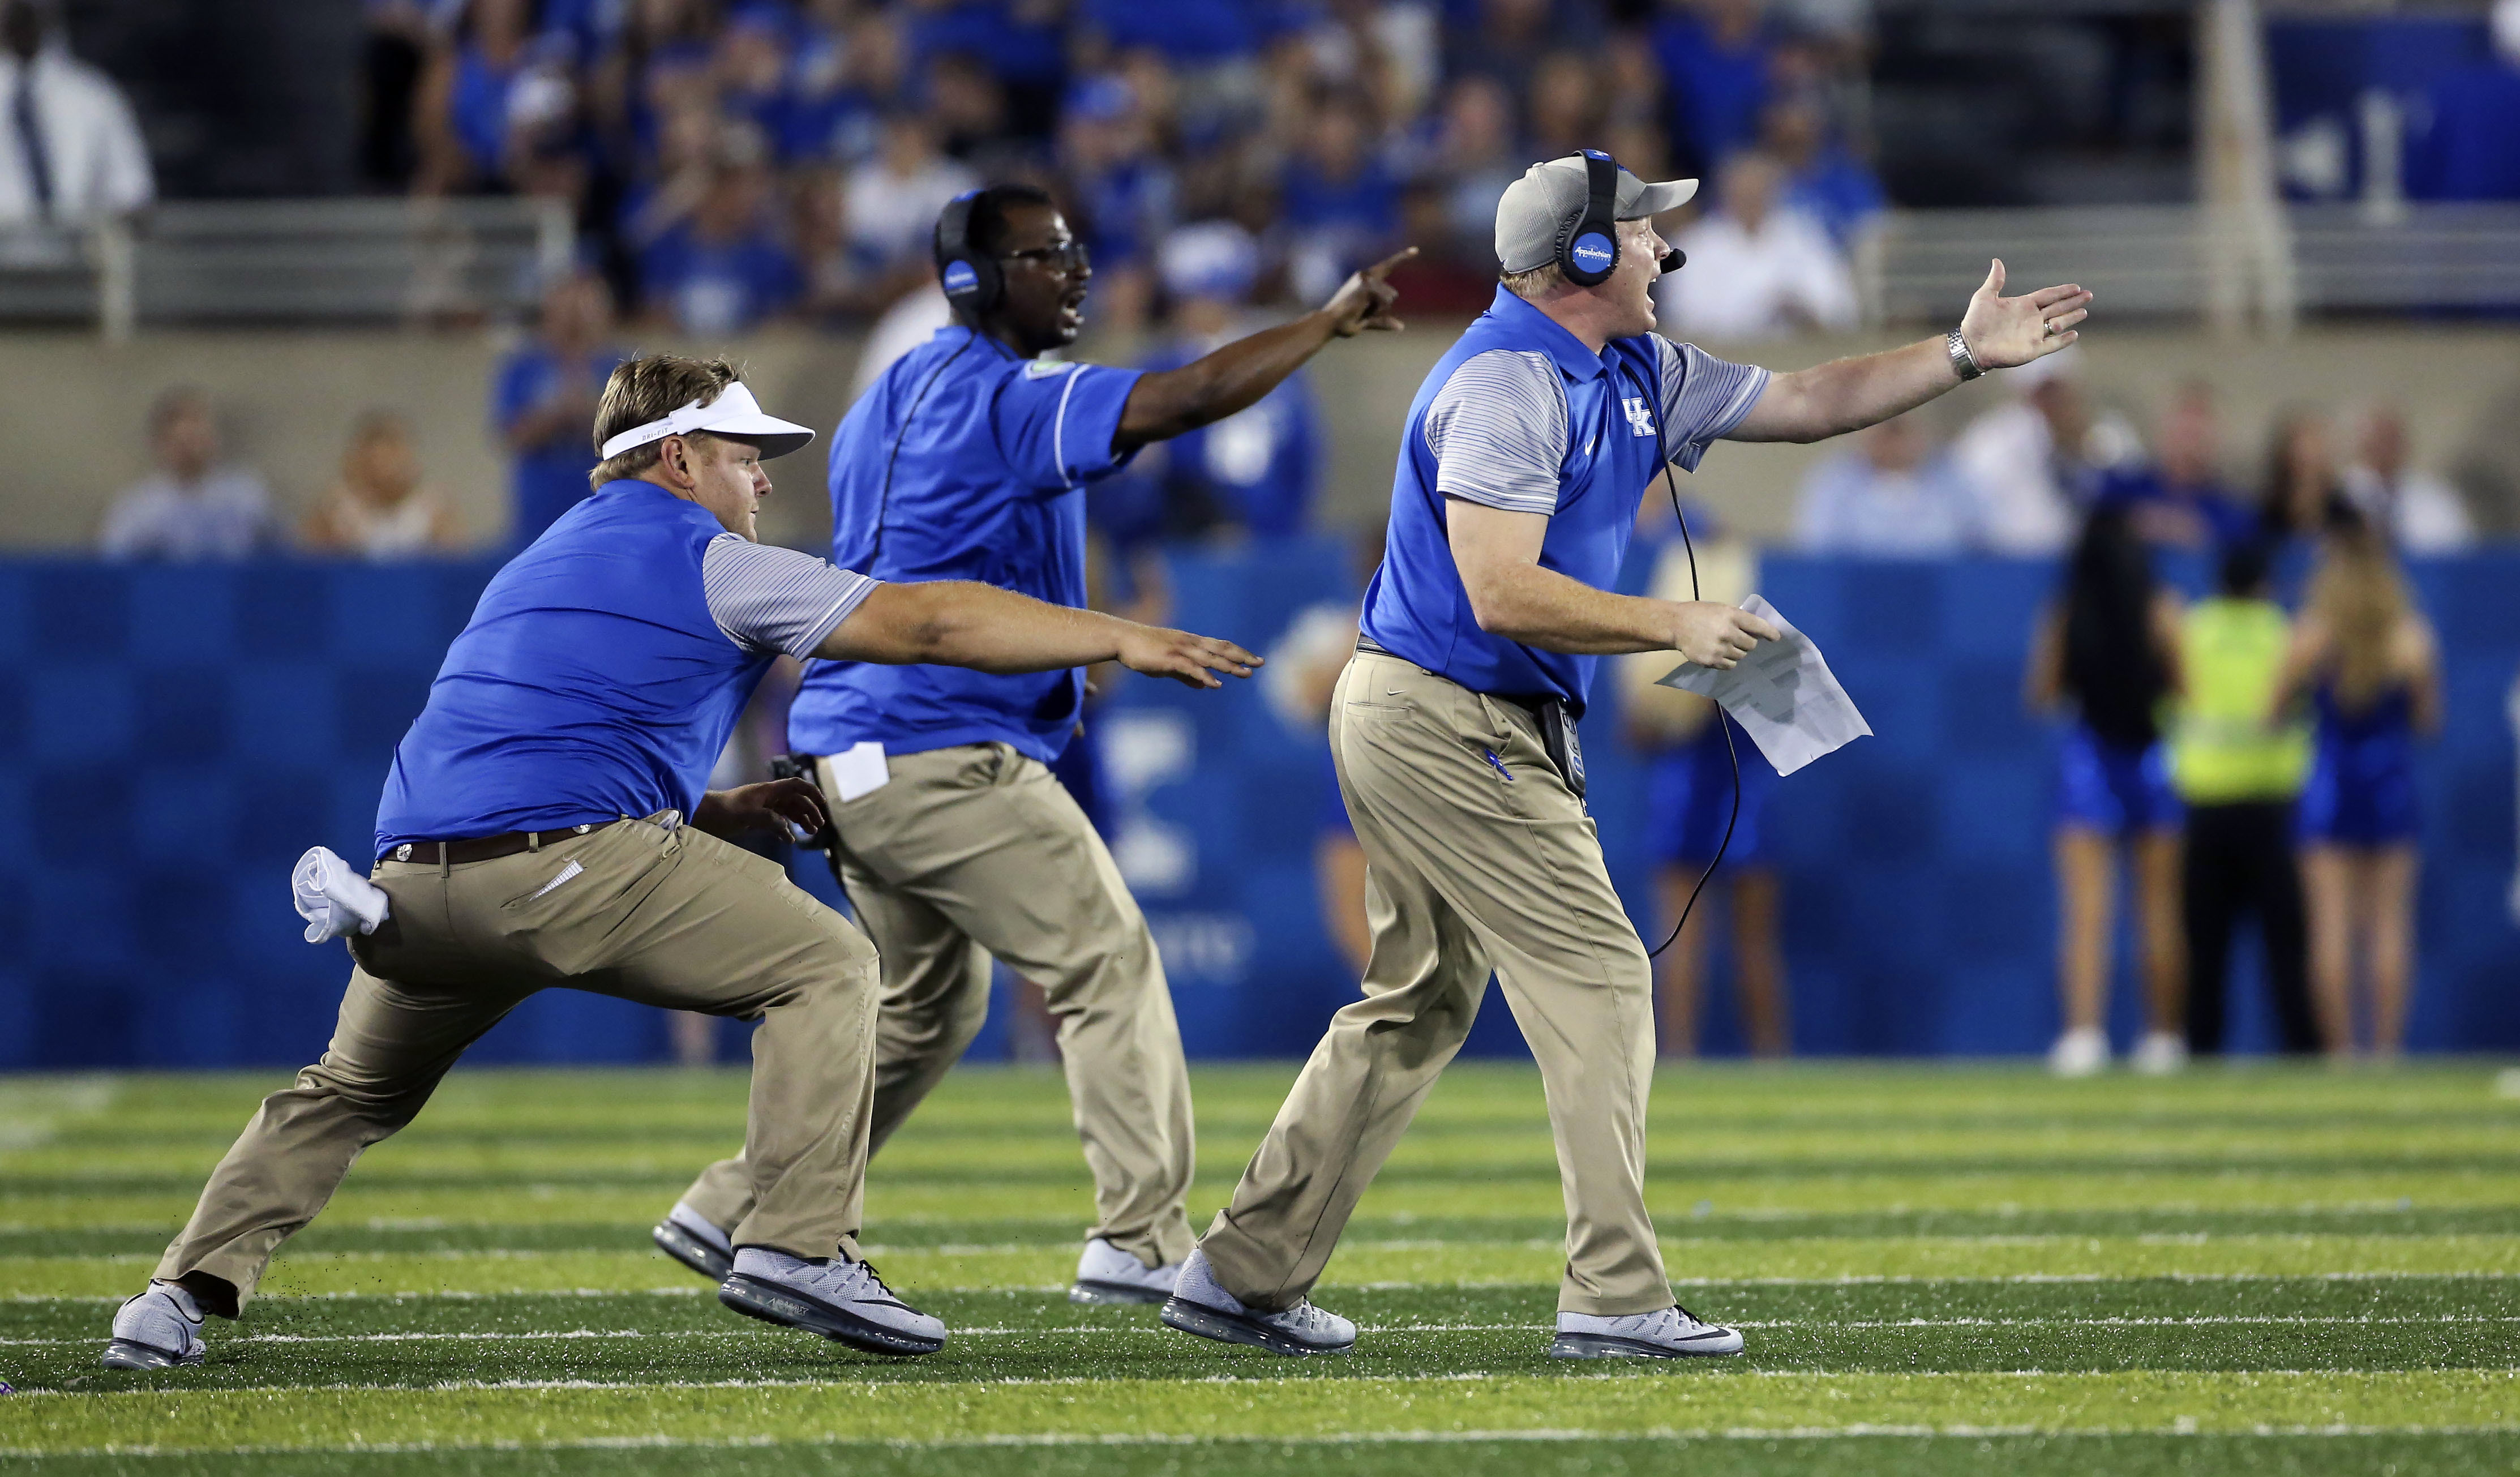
[385,819,621,867]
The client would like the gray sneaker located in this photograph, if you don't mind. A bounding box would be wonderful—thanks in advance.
[652,1202,733,1282]
[101,1283,206,1371]
[1159,1248,1355,1355]
[1070,1236,1182,1306]
[718,1246,945,1356]
[1549,1303,1744,1359]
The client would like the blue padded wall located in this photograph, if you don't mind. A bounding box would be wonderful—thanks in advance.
[0,547,2512,1069]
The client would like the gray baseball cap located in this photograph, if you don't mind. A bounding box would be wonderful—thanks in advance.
[1494,156,1699,276]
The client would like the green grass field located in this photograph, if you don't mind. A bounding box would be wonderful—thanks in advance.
[5,1059,2518,1474]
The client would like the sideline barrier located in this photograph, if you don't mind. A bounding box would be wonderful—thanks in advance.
[0,545,2512,1068]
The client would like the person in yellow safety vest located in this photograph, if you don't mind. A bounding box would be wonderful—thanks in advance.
[2171,540,2319,1056]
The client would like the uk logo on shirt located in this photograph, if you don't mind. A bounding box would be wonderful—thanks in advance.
[1621,396,1656,437]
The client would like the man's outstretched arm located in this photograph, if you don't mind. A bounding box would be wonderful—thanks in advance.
[816,579,1261,690]
[1726,260,2092,444]
[1113,249,1413,451]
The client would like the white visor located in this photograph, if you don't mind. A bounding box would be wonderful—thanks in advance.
[598,380,816,463]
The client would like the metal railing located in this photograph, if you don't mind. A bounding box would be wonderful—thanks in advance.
[0,196,572,336]
[1861,202,2520,327]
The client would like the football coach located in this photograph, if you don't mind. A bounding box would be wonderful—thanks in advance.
[659,184,1407,1308]
[1160,151,2092,1360]
[102,354,1262,1371]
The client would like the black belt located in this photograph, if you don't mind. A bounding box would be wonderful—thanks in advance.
[384,819,622,867]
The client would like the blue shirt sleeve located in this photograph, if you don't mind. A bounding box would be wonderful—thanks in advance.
[990,361,1149,491]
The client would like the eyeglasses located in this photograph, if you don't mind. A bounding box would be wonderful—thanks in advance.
[998,241,1090,273]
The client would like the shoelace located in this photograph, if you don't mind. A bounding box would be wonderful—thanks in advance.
[813,1257,907,1309]
[1279,1301,1339,1332]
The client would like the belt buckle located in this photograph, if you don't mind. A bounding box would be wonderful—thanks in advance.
[395,843,413,862]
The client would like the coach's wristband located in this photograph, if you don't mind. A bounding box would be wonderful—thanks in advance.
[1947,328,1985,382]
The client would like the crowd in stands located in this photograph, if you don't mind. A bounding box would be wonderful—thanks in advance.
[354,0,1888,336]
[1793,352,2485,561]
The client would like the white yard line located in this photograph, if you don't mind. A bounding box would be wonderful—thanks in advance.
[6,1313,2515,1349]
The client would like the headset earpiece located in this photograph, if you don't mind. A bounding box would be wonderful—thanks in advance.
[934,190,1003,316]
[1555,150,1622,288]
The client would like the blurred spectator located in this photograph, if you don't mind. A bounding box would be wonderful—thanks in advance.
[781,2,904,164]
[1951,350,2138,556]
[2025,506,2187,1077]
[2403,0,2520,203]
[2342,403,2475,555]
[1619,502,1788,1058]
[494,270,625,546]
[1279,0,1442,131]
[1385,177,1497,311]
[1653,0,1776,178]
[1060,74,1173,330]
[1079,0,1261,68]
[1793,414,1987,555]
[640,149,802,334]
[1280,88,1396,303]
[1414,74,1519,272]
[1443,0,1602,99]
[2256,406,2356,547]
[2169,540,2316,1059]
[903,0,1067,142]
[301,411,466,558]
[2089,380,2255,554]
[1761,91,1882,249]
[2275,520,2443,1058]
[1261,527,1387,980]
[845,112,978,302]
[848,279,954,406]
[415,0,547,193]
[0,0,151,237]
[1525,51,1600,159]
[100,388,275,562]
[1113,221,1324,540]
[1656,151,1857,340]
[359,0,456,190]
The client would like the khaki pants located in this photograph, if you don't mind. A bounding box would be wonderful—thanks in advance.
[1198,652,1671,1317]
[156,817,881,1312]
[679,742,1195,1267]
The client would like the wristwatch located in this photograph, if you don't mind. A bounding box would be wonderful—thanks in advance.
[1947,327,1985,381]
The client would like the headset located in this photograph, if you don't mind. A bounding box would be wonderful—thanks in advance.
[1556,150,1625,286]
[933,189,1002,316]
[1554,149,1687,288]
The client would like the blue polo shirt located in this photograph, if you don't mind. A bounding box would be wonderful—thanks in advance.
[376,482,878,855]
[1361,286,1769,717]
[787,325,1147,764]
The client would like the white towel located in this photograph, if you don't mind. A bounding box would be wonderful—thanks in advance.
[293,846,392,944]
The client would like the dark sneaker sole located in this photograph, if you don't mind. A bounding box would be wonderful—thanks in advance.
[1069,1277,1172,1307]
[100,1338,202,1371]
[1548,1331,1743,1359]
[1160,1295,1352,1356]
[718,1273,944,1356]
[652,1221,732,1282]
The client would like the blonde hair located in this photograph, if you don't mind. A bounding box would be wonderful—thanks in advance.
[587,355,743,490]
[2306,524,2412,709]
[1501,260,1567,299]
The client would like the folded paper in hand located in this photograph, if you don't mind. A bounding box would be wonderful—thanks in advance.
[293,846,392,944]
[1655,594,1871,777]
